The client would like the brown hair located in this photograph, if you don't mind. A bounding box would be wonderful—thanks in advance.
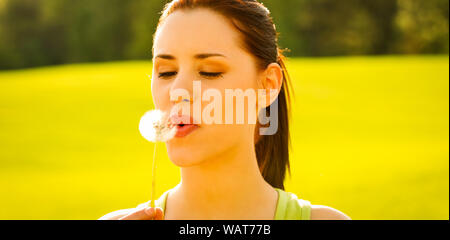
[155,0,293,190]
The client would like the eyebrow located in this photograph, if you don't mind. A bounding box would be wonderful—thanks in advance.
[154,53,226,60]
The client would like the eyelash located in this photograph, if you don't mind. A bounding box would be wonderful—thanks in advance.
[158,72,177,78]
[158,72,223,79]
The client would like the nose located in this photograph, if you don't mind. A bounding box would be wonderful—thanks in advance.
[170,95,192,117]
[169,70,195,105]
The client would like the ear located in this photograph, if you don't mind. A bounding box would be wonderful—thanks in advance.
[258,62,283,109]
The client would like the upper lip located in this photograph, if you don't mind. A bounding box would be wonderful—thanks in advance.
[169,115,199,126]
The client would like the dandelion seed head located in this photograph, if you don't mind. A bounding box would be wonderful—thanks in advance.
[139,109,176,142]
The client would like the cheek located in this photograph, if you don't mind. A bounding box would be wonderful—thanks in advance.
[151,80,170,109]
[225,69,259,90]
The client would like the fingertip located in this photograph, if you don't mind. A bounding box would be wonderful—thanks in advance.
[154,207,164,220]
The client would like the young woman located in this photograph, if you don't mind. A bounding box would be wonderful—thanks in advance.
[100,0,350,220]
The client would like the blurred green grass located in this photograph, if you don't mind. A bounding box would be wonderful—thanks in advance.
[0,56,448,219]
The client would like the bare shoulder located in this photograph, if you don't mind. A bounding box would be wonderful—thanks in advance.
[311,205,351,220]
[98,208,135,220]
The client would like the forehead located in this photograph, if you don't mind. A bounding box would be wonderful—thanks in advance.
[153,8,243,57]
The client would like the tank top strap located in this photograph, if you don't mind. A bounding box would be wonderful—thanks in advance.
[274,188,311,220]
[274,188,288,219]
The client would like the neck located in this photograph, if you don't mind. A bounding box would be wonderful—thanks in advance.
[169,139,276,218]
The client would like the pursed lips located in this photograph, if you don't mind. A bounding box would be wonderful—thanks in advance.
[169,115,200,138]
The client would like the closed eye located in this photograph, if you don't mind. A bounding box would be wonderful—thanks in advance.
[200,72,223,78]
[158,72,177,78]
[158,71,223,79]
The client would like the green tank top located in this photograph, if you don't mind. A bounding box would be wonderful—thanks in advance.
[137,188,311,220]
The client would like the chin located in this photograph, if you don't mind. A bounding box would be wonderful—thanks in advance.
[166,144,204,167]
[168,153,203,167]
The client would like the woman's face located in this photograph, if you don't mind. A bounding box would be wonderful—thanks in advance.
[151,8,263,167]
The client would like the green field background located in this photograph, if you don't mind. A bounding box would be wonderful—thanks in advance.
[0,56,448,220]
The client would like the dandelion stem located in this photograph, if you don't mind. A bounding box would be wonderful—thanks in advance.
[150,142,157,208]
